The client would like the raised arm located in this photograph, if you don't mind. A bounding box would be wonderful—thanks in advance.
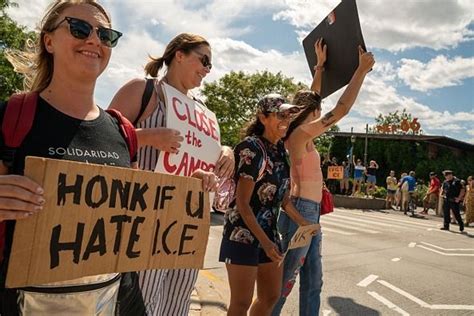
[292,46,375,143]
[310,38,327,95]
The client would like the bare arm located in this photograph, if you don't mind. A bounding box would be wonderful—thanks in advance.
[108,79,183,153]
[291,47,375,143]
[235,178,282,262]
[310,38,327,95]
[281,192,311,226]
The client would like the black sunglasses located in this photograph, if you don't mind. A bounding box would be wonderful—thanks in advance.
[192,50,212,70]
[51,17,122,48]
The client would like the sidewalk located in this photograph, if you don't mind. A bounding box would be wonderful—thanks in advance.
[190,271,228,315]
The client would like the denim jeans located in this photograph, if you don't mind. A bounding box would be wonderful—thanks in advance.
[272,197,323,316]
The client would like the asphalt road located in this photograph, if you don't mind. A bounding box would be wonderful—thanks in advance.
[200,208,474,316]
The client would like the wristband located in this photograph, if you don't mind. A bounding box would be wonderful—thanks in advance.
[314,65,325,72]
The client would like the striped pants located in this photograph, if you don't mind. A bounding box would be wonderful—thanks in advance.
[138,268,199,316]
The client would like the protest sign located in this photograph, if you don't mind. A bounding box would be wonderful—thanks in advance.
[302,0,367,98]
[7,157,210,288]
[328,166,344,179]
[286,224,321,251]
[155,82,221,176]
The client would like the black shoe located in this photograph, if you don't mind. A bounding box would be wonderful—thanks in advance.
[460,226,464,233]
[440,227,449,231]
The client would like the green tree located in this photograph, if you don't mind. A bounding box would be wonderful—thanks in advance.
[202,71,307,146]
[0,0,36,100]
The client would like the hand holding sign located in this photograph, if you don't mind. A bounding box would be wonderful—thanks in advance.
[357,46,375,74]
[287,224,321,251]
[262,239,283,263]
[142,127,184,154]
[0,174,44,221]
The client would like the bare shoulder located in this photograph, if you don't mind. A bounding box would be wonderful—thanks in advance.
[109,78,150,120]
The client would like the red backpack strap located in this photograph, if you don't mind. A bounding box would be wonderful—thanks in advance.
[0,92,38,262]
[1,92,38,168]
[106,109,138,160]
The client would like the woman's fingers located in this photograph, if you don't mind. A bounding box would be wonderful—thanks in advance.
[0,175,44,221]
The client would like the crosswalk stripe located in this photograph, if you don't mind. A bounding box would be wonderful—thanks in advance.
[321,219,380,234]
[328,213,417,231]
[335,209,437,228]
[322,227,356,235]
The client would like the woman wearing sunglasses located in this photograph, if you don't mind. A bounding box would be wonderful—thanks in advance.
[109,33,233,316]
[0,1,144,315]
[271,40,375,316]
[219,94,312,316]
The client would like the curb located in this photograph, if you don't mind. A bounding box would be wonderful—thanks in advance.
[193,270,228,315]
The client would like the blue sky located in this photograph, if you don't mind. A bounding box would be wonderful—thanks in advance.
[7,0,474,143]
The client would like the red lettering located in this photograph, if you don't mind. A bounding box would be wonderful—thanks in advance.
[208,119,219,141]
[172,97,186,121]
[176,152,189,176]
[185,103,196,128]
[163,152,177,174]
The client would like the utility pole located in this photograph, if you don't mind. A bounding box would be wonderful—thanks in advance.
[364,124,368,166]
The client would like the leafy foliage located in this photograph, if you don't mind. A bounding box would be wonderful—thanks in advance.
[0,0,37,100]
[202,71,307,147]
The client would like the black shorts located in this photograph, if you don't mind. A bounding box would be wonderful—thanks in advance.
[219,239,276,266]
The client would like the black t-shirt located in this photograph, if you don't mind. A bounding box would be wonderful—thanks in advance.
[442,178,462,200]
[0,97,143,315]
[367,167,377,176]
[0,97,132,175]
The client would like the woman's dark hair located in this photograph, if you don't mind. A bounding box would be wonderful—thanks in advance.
[144,33,210,77]
[240,111,269,139]
[283,90,321,141]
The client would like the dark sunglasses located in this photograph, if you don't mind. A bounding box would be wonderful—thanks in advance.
[192,50,212,70]
[270,111,293,120]
[51,17,122,48]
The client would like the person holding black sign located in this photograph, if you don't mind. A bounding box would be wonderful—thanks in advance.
[272,39,375,316]
[219,94,311,316]
[0,1,144,314]
[109,33,230,316]
[440,170,465,232]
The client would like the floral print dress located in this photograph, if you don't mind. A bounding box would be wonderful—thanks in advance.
[222,135,290,249]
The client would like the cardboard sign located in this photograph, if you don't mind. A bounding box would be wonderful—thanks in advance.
[155,82,221,176]
[328,166,344,179]
[302,0,367,98]
[7,157,210,288]
[287,224,321,250]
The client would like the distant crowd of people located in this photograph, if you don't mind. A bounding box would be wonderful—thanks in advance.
[320,156,473,233]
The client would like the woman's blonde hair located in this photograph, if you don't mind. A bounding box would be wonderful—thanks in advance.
[144,33,210,78]
[5,0,111,92]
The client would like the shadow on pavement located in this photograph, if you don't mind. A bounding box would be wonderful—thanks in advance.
[328,296,380,316]
[190,298,228,311]
[211,211,225,226]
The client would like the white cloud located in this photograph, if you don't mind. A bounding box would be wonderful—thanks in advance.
[398,55,474,91]
[5,0,472,142]
[274,0,474,51]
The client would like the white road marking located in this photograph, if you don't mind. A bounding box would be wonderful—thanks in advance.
[322,309,331,316]
[378,280,431,308]
[416,245,474,256]
[378,280,474,310]
[391,258,401,262]
[408,242,416,248]
[357,274,379,287]
[336,209,437,228]
[321,227,356,235]
[321,220,380,234]
[329,214,415,230]
[367,291,410,315]
[420,241,474,251]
